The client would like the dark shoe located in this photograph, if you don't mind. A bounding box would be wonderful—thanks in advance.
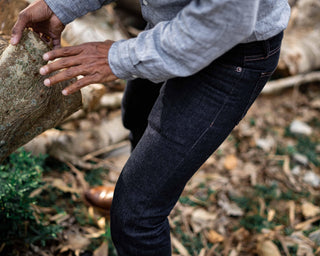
[84,186,114,211]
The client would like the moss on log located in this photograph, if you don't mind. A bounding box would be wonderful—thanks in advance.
[0,31,82,163]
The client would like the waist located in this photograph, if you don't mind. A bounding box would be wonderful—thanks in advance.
[217,31,284,66]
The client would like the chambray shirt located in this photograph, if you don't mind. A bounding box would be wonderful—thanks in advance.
[44,0,291,83]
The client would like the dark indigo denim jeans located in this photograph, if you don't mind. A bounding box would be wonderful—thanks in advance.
[111,32,283,256]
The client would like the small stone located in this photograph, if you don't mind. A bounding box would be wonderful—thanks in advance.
[256,137,275,152]
[303,171,320,187]
[291,166,301,175]
[293,153,309,165]
[289,120,312,136]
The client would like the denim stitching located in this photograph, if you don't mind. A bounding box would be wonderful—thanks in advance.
[244,45,281,62]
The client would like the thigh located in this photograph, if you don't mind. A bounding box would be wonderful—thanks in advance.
[116,45,281,211]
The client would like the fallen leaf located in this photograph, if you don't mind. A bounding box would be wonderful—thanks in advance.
[206,230,224,243]
[191,208,217,233]
[233,227,250,242]
[218,194,244,217]
[267,209,276,222]
[257,240,281,256]
[301,201,320,218]
[60,228,91,253]
[93,241,109,256]
[224,154,238,170]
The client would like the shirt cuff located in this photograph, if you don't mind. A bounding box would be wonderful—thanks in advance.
[44,0,75,24]
[44,0,106,25]
[108,39,140,81]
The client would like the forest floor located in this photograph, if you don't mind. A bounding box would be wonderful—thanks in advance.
[1,2,320,255]
[2,81,319,256]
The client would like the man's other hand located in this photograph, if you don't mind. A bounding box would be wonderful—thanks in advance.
[39,41,118,95]
[11,0,65,49]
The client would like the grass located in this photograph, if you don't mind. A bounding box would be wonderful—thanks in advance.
[0,149,61,252]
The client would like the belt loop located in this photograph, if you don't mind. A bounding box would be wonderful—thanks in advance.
[263,40,270,57]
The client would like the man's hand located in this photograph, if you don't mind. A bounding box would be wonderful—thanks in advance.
[11,0,65,48]
[39,40,118,95]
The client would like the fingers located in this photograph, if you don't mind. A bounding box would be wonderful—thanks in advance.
[38,41,119,95]
[42,66,84,87]
[10,12,28,45]
[43,46,82,61]
[62,75,99,95]
[40,56,80,75]
[52,38,62,49]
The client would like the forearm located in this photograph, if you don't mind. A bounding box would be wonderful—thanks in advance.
[44,0,114,24]
[109,0,260,83]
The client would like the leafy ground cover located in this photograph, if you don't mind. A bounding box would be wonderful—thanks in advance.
[1,83,319,256]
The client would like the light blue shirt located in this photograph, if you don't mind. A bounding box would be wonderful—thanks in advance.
[44,0,291,83]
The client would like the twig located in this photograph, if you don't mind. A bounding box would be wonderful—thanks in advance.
[66,162,89,192]
[295,216,320,230]
[262,71,320,94]
[276,235,291,256]
[171,234,191,256]
[82,140,130,161]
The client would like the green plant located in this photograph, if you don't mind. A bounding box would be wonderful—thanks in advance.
[0,149,60,248]
[85,167,107,186]
[240,214,274,232]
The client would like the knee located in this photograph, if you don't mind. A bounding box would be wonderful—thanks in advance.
[110,176,171,255]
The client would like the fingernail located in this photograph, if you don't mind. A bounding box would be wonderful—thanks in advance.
[44,79,51,86]
[39,67,47,75]
[43,53,49,61]
[62,89,68,95]
[10,37,18,45]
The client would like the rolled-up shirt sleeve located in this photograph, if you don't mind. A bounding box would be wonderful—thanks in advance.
[44,0,114,24]
[109,0,260,83]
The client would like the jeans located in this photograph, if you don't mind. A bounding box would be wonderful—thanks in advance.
[110,32,283,256]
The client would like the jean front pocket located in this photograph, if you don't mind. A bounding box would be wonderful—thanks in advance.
[238,70,274,121]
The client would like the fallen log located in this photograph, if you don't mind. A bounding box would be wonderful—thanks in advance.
[24,114,129,169]
[62,5,127,46]
[278,0,320,76]
[0,30,82,163]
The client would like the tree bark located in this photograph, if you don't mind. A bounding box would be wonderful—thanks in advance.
[0,31,82,163]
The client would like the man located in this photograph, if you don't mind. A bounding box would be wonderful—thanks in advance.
[11,0,290,255]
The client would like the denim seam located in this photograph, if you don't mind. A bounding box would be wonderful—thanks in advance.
[240,72,269,120]
[244,45,281,62]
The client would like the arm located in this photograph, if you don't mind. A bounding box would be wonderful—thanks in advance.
[109,0,260,83]
[39,0,261,95]
[44,0,114,25]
